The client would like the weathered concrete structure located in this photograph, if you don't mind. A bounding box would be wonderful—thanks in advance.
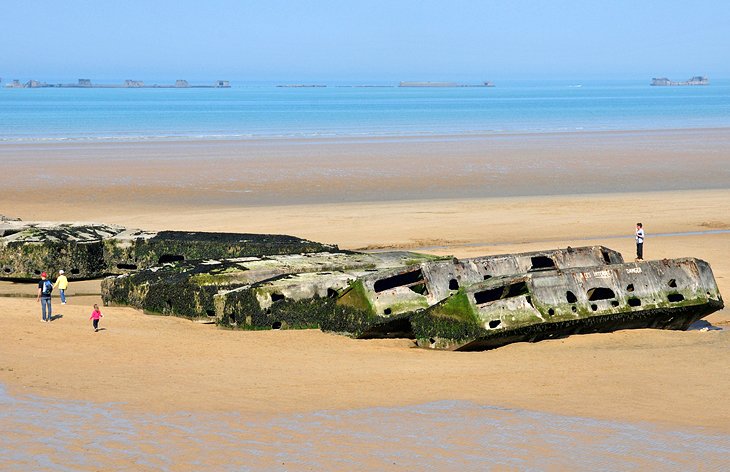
[211,246,623,337]
[336,246,623,329]
[412,258,723,350]
[0,222,125,279]
[102,229,340,275]
[3,217,723,350]
[1,220,339,280]
[103,251,442,320]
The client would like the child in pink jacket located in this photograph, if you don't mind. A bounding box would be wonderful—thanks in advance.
[90,304,103,332]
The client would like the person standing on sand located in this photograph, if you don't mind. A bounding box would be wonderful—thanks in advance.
[635,223,645,261]
[54,269,68,304]
[37,272,53,322]
[90,304,103,332]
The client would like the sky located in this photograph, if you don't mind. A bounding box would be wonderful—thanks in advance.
[1,0,728,82]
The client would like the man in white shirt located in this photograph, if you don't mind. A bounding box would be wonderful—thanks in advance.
[635,223,644,261]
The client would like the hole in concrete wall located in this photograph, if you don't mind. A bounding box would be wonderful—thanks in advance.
[525,296,533,307]
[474,287,503,304]
[707,291,712,297]
[602,250,612,264]
[529,256,556,271]
[159,254,185,264]
[483,274,492,280]
[505,282,528,298]
[488,319,501,329]
[626,284,634,292]
[271,321,282,329]
[409,283,428,295]
[474,282,528,305]
[116,263,138,270]
[587,287,616,301]
[384,308,392,315]
[206,309,215,317]
[571,305,577,312]
[668,279,677,288]
[2,267,12,274]
[70,268,80,275]
[449,279,459,290]
[271,293,285,303]
[374,269,425,293]
[548,308,555,316]
[591,304,598,311]
[566,291,577,303]
[429,338,436,345]
[611,300,619,307]
[327,288,338,298]
[668,293,685,303]
[628,298,641,307]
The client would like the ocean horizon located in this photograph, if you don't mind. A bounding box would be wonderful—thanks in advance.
[2,79,729,144]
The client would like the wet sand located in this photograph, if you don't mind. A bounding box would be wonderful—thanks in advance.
[2,128,729,211]
[1,130,730,468]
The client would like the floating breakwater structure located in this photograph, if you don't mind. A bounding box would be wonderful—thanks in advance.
[650,76,709,86]
[4,78,231,88]
[1,218,723,350]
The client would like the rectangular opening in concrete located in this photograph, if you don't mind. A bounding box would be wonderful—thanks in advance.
[373,269,425,293]
[529,256,556,271]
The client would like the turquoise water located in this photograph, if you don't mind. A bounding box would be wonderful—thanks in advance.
[2,80,729,142]
[1,384,729,471]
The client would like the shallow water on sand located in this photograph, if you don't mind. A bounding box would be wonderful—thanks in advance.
[1,384,729,471]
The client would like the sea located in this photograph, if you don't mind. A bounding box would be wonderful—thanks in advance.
[1,79,730,143]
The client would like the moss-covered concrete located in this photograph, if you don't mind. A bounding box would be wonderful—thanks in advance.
[103,251,441,321]
[414,258,724,350]
[104,230,342,274]
[0,223,125,280]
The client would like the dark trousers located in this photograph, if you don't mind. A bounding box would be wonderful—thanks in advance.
[93,319,99,330]
[636,242,643,260]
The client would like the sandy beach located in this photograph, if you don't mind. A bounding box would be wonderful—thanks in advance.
[2,130,730,468]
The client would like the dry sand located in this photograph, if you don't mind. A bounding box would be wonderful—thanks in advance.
[1,131,730,435]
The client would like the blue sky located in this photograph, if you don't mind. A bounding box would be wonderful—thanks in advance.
[2,0,728,82]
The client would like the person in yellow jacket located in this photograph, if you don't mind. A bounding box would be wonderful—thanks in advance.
[54,269,69,304]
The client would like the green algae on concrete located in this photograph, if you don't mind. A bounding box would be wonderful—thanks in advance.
[103,230,342,274]
[413,258,724,350]
[104,251,442,321]
[0,223,125,280]
[336,246,626,337]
